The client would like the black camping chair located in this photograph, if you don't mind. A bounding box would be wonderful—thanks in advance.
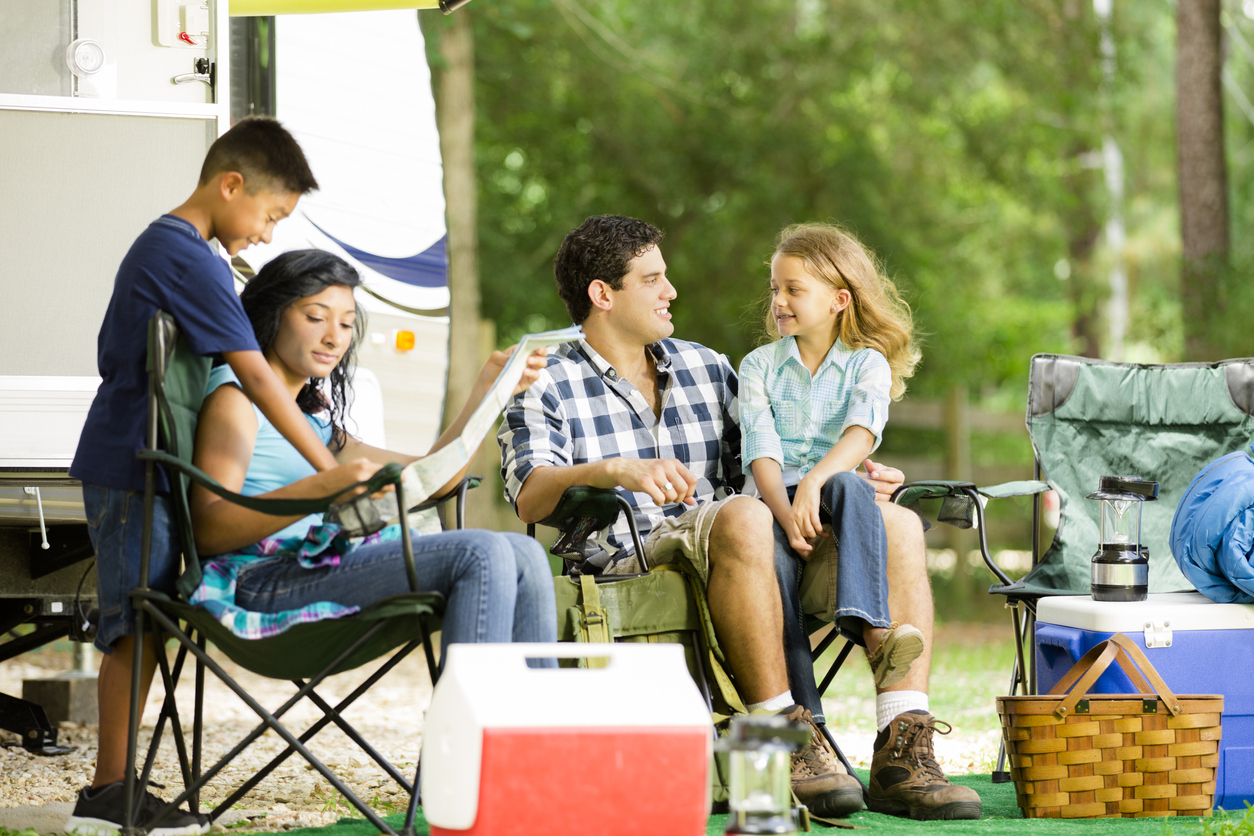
[527,486,863,789]
[888,353,1254,782]
[122,311,461,836]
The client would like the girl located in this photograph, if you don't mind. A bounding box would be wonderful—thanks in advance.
[739,223,922,689]
[189,249,556,665]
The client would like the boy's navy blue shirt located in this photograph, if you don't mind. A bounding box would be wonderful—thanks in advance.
[70,215,260,492]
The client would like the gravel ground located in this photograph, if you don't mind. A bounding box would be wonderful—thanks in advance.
[0,625,1005,833]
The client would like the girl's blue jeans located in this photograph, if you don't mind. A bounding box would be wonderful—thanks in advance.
[234,529,558,669]
[774,470,892,721]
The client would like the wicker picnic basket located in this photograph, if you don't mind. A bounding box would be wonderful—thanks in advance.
[997,632,1223,819]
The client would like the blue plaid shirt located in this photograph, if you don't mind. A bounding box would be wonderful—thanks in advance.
[499,338,742,553]
[738,337,890,487]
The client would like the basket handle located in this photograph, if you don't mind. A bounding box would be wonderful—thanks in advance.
[1048,632,1183,719]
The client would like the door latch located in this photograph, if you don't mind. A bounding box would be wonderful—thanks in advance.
[173,58,213,86]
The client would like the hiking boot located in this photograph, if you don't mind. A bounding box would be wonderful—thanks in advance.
[783,705,864,818]
[67,779,210,836]
[867,710,981,820]
[866,622,925,690]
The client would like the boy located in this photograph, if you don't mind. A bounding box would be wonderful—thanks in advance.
[67,117,344,836]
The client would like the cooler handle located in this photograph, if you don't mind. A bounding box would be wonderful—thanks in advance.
[442,641,683,673]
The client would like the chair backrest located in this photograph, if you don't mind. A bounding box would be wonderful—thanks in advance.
[145,313,212,595]
[1022,354,1254,596]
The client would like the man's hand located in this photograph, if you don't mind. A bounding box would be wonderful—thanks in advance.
[607,458,699,507]
[861,457,905,502]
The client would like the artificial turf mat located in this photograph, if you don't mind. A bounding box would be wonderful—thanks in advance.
[272,771,1231,836]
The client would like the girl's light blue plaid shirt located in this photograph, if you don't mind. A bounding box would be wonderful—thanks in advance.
[738,337,891,486]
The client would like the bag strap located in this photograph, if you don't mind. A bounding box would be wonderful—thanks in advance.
[1049,632,1183,718]
[578,574,612,668]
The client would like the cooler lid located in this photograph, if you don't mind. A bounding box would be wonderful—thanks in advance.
[1037,592,1254,632]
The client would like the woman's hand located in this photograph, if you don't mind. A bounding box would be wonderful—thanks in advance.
[475,345,549,398]
[332,457,387,502]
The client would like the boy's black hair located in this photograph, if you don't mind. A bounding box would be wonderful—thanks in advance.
[553,215,664,324]
[199,116,319,196]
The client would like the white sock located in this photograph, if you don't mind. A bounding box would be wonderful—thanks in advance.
[876,690,929,731]
[747,691,795,713]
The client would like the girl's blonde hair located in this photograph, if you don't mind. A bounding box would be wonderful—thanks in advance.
[764,223,921,400]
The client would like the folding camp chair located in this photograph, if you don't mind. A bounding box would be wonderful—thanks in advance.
[528,486,864,798]
[891,353,1254,781]
[122,312,455,836]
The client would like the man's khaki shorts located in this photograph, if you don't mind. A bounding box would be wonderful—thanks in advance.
[640,496,741,585]
[799,536,840,622]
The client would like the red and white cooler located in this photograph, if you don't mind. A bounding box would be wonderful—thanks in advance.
[421,643,712,836]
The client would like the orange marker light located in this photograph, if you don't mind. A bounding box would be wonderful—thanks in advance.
[395,330,416,351]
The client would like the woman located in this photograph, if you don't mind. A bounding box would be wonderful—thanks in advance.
[189,249,556,663]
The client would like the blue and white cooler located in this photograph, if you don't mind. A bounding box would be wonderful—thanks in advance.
[1035,593,1254,811]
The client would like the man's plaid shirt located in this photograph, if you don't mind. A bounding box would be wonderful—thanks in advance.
[499,338,743,554]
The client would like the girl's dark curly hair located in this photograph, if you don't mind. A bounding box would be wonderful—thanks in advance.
[239,249,365,451]
[553,215,663,323]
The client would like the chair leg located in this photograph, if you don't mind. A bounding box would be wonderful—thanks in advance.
[687,632,716,715]
[991,652,1021,784]
[993,604,1030,784]
[420,613,440,685]
[122,611,147,836]
[143,606,401,835]
[193,632,206,813]
[815,639,855,697]
[401,758,421,836]
[817,721,867,796]
[217,639,423,811]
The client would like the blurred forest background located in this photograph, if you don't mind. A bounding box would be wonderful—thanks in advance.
[421,1,1254,619]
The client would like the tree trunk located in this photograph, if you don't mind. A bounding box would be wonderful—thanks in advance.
[432,11,481,435]
[1177,0,1229,361]
[427,13,519,531]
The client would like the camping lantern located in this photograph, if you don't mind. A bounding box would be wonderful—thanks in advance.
[719,714,810,835]
[1087,475,1159,602]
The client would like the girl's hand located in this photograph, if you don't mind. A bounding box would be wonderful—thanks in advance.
[785,517,814,557]
[791,476,824,541]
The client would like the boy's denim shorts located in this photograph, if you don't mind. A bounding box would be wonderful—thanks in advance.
[82,482,180,653]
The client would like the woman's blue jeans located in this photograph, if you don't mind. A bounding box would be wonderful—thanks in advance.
[774,471,891,721]
[234,529,557,669]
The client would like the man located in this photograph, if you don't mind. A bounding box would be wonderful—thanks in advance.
[499,215,979,820]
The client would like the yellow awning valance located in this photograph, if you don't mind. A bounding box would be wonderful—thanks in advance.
[230,0,453,15]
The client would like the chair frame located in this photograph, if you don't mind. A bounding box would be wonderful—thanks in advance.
[119,313,457,836]
[529,485,864,788]
[888,352,1254,783]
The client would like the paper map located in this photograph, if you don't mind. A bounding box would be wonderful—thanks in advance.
[333,325,582,532]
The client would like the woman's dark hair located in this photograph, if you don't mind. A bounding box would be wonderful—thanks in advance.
[239,249,365,451]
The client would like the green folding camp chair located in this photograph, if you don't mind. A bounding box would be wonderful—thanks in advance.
[528,486,865,804]
[892,353,1254,780]
[123,312,453,836]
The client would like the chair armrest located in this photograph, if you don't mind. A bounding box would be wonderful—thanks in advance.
[138,449,402,517]
[890,478,1049,588]
[526,485,649,572]
[412,475,483,531]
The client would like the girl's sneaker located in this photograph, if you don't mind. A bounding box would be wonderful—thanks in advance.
[67,780,209,836]
[867,622,925,689]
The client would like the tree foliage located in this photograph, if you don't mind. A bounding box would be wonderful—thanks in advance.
[468,1,1252,398]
